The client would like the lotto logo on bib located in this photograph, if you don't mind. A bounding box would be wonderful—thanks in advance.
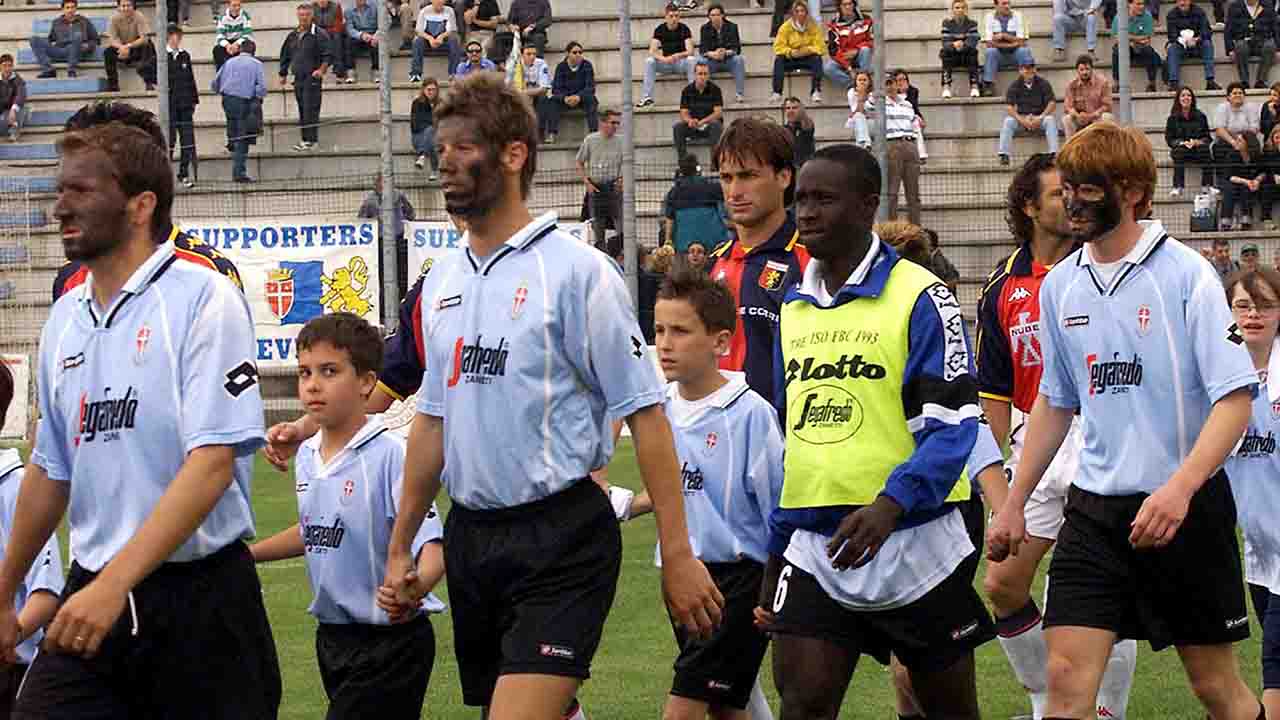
[447,335,510,387]
[789,385,865,444]
[1086,353,1144,396]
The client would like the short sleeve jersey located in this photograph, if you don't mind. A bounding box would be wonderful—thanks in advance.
[1037,221,1257,496]
[32,243,265,571]
[0,450,65,665]
[414,212,666,509]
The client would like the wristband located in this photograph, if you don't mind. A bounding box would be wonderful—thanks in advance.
[608,486,635,522]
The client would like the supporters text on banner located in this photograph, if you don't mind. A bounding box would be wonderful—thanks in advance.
[405,220,591,285]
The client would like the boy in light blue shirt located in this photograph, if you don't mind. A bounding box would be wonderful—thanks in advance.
[252,313,444,720]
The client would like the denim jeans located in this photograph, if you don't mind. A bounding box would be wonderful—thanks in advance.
[772,55,822,94]
[3,105,30,136]
[30,31,95,73]
[412,35,461,76]
[412,127,439,170]
[1052,12,1097,50]
[222,94,251,179]
[823,48,871,91]
[983,46,1034,84]
[642,57,695,99]
[1166,38,1215,86]
[999,115,1060,156]
[699,55,746,96]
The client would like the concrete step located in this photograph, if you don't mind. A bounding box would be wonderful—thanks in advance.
[25,75,107,95]
[0,210,46,227]
[0,244,32,264]
[0,177,56,195]
[0,143,56,161]
[26,109,75,126]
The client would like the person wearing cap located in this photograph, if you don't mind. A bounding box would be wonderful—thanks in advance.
[998,59,1057,165]
[1243,243,1261,271]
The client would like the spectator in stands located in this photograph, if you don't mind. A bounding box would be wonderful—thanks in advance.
[925,227,960,295]
[894,68,929,163]
[104,0,156,92]
[998,59,1058,165]
[1165,0,1218,91]
[846,68,873,146]
[981,0,1032,96]
[515,44,553,141]
[548,41,597,141]
[685,242,710,273]
[940,0,980,98]
[358,175,416,250]
[312,0,349,82]
[279,3,331,152]
[29,0,99,79]
[167,24,198,188]
[1167,85,1214,196]
[824,0,873,92]
[674,62,724,164]
[0,54,28,143]
[638,4,696,109]
[699,4,746,103]
[1210,237,1239,279]
[771,0,825,104]
[1063,54,1112,136]
[411,0,461,81]
[576,108,624,250]
[1224,152,1265,230]
[1052,0,1099,62]
[1258,125,1280,229]
[1112,0,1163,92]
[167,0,191,29]
[1241,243,1262,269]
[411,77,440,178]
[1216,81,1264,228]
[505,0,551,57]
[213,0,253,71]
[455,39,495,75]
[1226,0,1276,88]
[884,68,924,224]
[212,38,265,183]
[783,96,815,166]
[464,0,504,62]
[347,0,380,82]
[387,0,412,50]
[1261,82,1280,139]
[663,152,726,253]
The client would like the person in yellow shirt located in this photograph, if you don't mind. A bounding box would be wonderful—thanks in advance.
[771,0,825,103]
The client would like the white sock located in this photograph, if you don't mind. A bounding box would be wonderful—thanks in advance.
[1094,639,1137,719]
[747,678,774,720]
[996,601,1049,719]
[562,700,587,720]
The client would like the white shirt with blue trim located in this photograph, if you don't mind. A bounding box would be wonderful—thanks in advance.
[0,450,64,665]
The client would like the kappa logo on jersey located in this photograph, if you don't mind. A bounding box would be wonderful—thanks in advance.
[447,335,510,387]
[302,516,346,552]
[680,461,705,494]
[790,386,865,444]
[759,260,789,291]
[1136,305,1152,337]
[75,386,139,446]
[1008,286,1032,302]
[512,281,529,319]
[1009,311,1042,368]
[1086,353,1144,396]
[135,325,151,365]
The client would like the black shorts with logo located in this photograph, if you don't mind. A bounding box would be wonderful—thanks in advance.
[14,542,281,720]
[445,478,622,707]
[1044,471,1250,651]
[316,614,434,720]
[669,559,770,710]
[768,551,996,673]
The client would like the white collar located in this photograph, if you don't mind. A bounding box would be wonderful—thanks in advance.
[80,242,176,311]
[1079,219,1166,267]
[0,448,21,483]
[664,371,749,408]
[797,234,883,299]
[302,416,387,467]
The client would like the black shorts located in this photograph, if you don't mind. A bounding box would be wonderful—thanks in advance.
[1262,589,1280,690]
[316,614,434,720]
[768,550,996,673]
[0,663,27,719]
[1044,472,1250,651]
[1250,582,1272,627]
[14,542,281,720]
[957,495,986,584]
[445,478,622,707]
[669,560,770,710]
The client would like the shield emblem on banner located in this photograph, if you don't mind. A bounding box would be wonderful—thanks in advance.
[266,269,296,320]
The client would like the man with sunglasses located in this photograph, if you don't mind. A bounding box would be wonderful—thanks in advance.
[548,41,598,143]
[454,39,496,76]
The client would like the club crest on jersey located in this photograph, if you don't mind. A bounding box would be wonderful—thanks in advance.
[340,478,355,505]
[759,260,789,291]
[705,431,718,453]
[135,325,152,365]
[1136,305,1152,337]
[512,281,529,319]
[1271,400,1280,420]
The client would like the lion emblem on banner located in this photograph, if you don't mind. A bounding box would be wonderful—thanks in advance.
[320,257,374,317]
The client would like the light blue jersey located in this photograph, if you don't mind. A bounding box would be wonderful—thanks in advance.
[415,212,666,510]
[1038,221,1257,496]
[658,372,783,566]
[31,243,265,572]
[1225,344,1280,594]
[295,417,444,624]
[968,421,1003,493]
[0,450,64,665]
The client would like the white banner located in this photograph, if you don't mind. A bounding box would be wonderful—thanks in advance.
[1,354,29,440]
[405,220,591,284]
[179,218,383,367]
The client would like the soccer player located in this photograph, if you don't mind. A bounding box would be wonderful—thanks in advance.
[0,361,63,719]
[988,121,1265,720]
[1221,267,1280,720]
[614,269,783,720]
[52,101,243,301]
[708,118,811,404]
[250,312,444,720]
[378,72,722,720]
[763,144,993,719]
[0,123,280,717]
[977,154,1137,720]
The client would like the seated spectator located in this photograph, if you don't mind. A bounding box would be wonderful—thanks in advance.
[638,4,696,108]
[454,39,496,75]
[685,241,711,273]
[166,24,198,187]
[674,63,724,164]
[412,0,461,81]
[1261,82,1280,138]
[699,4,746,102]
[824,0,873,92]
[105,0,156,92]
[387,0,413,50]
[771,0,825,103]
[940,0,980,98]
[347,0,380,82]
[515,44,553,141]
[576,108,624,250]
[981,0,1032,96]
[1226,0,1275,88]
[1216,81,1264,228]
[1051,0,1098,62]
[1112,0,1162,92]
[212,37,265,183]
[548,41,597,141]
[998,59,1058,165]
[1258,124,1280,229]
[213,0,253,71]
[1165,0,1218,91]
[1240,242,1261,268]
[411,77,440,178]
[312,0,349,82]
[167,0,192,29]
[464,0,504,65]
[846,68,874,147]
[884,70,924,224]
[1167,85,1214,195]
[359,175,416,251]
[504,0,551,58]
[0,54,28,142]
[664,153,726,253]
[1063,54,1112,136]
[783,96,815,166]
[30,0,99,79]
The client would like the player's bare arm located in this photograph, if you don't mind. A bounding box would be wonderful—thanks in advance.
[627,404,725,638]
[988,394,1074,561]
[264,386,397,471]
[250,523,306,562]
[379,540,446,623]
[384,412,445,608]
[0,464,68,663]
[15,590,59,651]
[974,463,1010,516]
[981,396,1013,455]
[46,444,237,659]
